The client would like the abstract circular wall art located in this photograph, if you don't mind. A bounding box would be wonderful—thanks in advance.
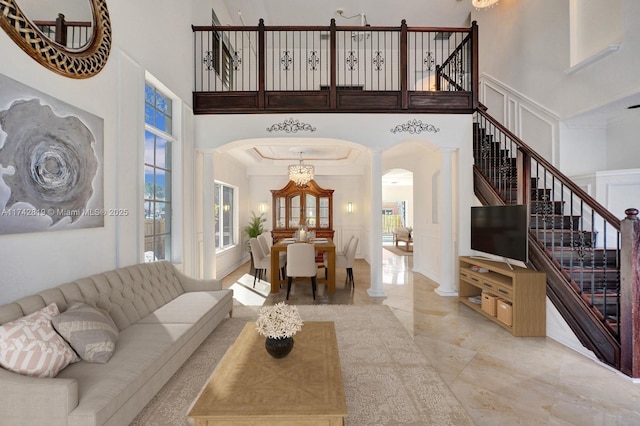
[0,74,104,234]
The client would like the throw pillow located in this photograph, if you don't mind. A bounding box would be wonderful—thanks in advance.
[52,302,119,364]
[0,303,80,378]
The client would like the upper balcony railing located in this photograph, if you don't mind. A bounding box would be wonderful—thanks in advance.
[192,19,478,114]
[33,13,93,50]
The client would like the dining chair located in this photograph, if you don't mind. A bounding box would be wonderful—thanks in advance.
[329,236,359,289]
[257,232,272,253]
[258,232,286,266]
[286,243,318,300]
[323,235,353,279]
[249,237,269,287]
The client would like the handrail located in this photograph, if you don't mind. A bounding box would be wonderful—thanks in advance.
[441,33,472,69]
[437,67,465,92]
[32,13,92,49]
[476,108,621,229]
[193,24,472,33]
[474,106,626,373]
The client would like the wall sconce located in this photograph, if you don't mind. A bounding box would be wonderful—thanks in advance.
[259,202,267,213]
[347,201,353,214]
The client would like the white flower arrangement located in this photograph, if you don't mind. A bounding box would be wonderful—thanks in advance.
[255,302,303,339]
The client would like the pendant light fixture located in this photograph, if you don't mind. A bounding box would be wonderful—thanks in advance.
[288,150,314,188]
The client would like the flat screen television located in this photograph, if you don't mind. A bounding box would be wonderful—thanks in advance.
[470,204,528,263]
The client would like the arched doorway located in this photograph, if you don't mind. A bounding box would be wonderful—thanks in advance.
[382,169,414,245]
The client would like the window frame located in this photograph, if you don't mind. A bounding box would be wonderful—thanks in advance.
[214,181,237,251]
[144,81,177,262]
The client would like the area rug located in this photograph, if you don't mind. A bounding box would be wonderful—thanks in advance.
[130,305,472,425]
[384,245,413,256]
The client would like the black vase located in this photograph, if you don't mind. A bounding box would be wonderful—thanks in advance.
[265,336,294,358]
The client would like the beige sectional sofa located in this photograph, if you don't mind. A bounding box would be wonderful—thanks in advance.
[0,261,233,426]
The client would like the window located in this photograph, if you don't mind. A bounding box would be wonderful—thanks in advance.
[144,82,174,261]
[214,182,235,249]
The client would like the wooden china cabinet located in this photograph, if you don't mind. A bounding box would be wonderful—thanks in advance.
[271,180,334,241]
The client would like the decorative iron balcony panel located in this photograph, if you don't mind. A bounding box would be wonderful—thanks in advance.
[192,20,479,114]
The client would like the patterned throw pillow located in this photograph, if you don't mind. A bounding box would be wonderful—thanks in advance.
[52,302,119,363]
[0,303,80,377]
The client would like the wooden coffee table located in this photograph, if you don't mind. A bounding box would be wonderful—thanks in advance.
[188,321,347,425]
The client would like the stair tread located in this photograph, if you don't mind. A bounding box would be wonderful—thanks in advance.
[474,122,621,349]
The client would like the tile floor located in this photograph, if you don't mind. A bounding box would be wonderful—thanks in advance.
[221,247,640,425]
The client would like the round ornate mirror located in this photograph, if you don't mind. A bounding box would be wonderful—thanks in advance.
[0,0,111,79]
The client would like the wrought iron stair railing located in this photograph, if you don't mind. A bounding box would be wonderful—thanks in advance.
[473,108,623,371]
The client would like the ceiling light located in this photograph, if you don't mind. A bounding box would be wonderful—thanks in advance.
[288,151,314,188]
[472,0,500,9]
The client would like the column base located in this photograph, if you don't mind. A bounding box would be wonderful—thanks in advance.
[435,287,459,297]
[367,288,387,298]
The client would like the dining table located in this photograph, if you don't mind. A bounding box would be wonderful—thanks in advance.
[270,237,336,294]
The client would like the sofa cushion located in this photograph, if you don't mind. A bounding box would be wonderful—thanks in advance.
[58,323,193,426]
[0,303,80,378]
[52,303,119,364]
[137,290,232,324]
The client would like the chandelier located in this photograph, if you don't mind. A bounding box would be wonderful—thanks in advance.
[472,0,500,9]
[288,151,314,187]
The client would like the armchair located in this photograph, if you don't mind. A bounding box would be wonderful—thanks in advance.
[393,227,413,252]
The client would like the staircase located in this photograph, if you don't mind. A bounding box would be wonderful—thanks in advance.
[472,109,625,372]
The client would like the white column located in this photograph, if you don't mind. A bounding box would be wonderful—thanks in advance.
[435,148,457,296]
[202,153,216,279]
[368,148,386,298]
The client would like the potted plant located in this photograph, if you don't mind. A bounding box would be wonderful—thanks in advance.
[244,211,266,276]
[244,211,266,252]
[255,302,303,358]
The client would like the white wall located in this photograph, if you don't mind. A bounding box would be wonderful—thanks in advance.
[474,0,640,121]
[570,0,624,67]
[0,0,202,304]
[559,123,608,176]
[481,75,561,167]
[607,110,640,171]
[571,169,640,223]
[474,0,640,176]
[209,152,250,278]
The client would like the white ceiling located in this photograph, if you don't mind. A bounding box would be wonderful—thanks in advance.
[222,0,474,28]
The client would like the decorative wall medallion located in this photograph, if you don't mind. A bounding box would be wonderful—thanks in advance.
[390,119,440,134]
[267,118,316,133]
[0,74,104,234]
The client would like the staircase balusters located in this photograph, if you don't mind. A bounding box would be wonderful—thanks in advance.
[473,109,634,374]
